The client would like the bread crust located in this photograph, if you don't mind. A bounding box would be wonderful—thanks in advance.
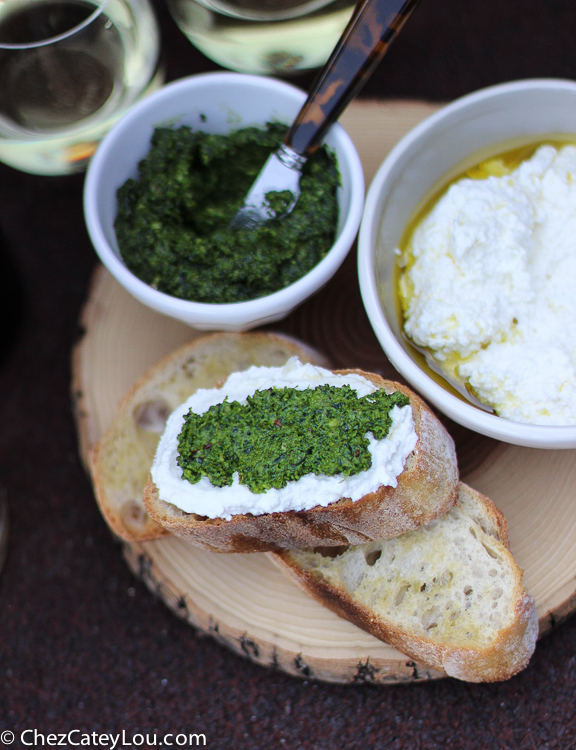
[271,483,538,683]
[143,371,459,552]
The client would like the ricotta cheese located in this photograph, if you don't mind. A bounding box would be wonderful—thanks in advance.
[151,358,417,519]
[400,143,576,425]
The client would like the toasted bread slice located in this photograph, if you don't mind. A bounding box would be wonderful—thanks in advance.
[90,332,329,541]
[143,371,459,552]
[270,482,538,682]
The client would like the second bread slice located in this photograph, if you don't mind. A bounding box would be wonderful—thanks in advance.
[270,482,538,682]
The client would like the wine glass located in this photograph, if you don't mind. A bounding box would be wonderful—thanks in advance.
[0,0,162,175]
[166,0,357,76]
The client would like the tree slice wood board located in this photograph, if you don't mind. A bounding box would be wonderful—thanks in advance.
[73,100,576,685]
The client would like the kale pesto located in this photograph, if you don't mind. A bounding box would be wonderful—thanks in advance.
[114,123,340,304]
[176,385,410,494]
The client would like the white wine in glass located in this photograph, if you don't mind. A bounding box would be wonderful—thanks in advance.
[167,0,356,76]
[0,0,162,175]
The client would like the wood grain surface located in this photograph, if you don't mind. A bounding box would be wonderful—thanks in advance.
[72,100,576,684]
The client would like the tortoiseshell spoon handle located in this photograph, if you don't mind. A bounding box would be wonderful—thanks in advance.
[286,0,422,156]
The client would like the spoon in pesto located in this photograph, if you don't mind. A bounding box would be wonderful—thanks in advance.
[230,0,422,230]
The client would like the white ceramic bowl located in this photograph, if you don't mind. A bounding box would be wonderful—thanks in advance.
[84,72,364,331]
[358,78,576,449]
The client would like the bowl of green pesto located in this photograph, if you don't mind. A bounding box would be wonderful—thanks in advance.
[84,72,364,331]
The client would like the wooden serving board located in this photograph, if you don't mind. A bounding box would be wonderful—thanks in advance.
[73,101,576,684]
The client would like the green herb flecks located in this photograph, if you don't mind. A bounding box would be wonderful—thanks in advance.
[176,385,410,494]
[114,123,340,304]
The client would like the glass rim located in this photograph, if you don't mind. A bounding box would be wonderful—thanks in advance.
[183,0,338,22]
[0,0,112,50]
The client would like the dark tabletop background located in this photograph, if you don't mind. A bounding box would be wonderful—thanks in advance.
[1,0,576,747]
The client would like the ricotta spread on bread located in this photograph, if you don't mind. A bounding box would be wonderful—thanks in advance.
[400,144,576,425]
[151,358,417,520]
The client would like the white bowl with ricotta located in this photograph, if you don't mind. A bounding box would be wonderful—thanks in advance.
[84,72,364,332]
[358,78,576,448]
